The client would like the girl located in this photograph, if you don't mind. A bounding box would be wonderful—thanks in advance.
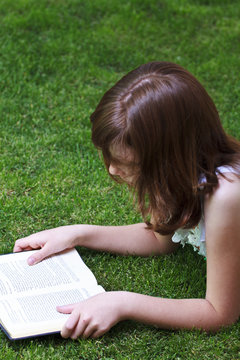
[14,62,240,339]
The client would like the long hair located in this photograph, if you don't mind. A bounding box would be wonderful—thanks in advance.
[90,62,240,235]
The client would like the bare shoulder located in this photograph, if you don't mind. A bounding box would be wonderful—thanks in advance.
[204,173,240,223]
[204,172,240,264]
[204,173,240,324]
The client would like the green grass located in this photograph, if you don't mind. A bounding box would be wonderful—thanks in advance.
[0,0,239,358]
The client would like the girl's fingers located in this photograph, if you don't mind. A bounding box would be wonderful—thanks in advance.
[13,238,33,252]
[81,324,98,339]
[58,305,96,339]
[13,238,50,265]
[70,317,90,339]
[27,246,51,265]
[56,304,76,314]
[61,312,79,338]
[91,329,104,339]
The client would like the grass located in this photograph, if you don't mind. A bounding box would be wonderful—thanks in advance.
[0,0,239,358]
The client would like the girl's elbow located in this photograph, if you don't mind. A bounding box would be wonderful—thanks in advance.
[217,312,239,330]
[203,311,239,333]
[201,299,239,332]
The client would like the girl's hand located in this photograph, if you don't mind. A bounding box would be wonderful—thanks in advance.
[57,292,126,339]
[13,226,80,265]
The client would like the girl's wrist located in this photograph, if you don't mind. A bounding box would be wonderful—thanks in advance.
[113,291,135,321]
[72,224,95,247]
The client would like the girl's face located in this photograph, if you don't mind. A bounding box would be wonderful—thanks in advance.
[108,145,137,184]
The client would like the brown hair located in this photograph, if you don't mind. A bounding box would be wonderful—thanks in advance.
[90,62,240,235]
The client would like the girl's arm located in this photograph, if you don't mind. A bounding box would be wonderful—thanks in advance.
[58,174,240,338]
[125,175,240,331]
[203,174,240,328]
[13,223,177,265]
[78,223,177,255]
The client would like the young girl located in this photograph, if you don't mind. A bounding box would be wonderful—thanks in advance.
[14,62,240,339]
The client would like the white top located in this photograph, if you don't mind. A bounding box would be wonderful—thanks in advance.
[172,165,240,257]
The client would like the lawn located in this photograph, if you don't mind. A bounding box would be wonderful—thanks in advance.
[0,0,239,359]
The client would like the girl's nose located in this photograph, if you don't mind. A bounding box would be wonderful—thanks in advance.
[109,164,125,177]
[109,164,119,176]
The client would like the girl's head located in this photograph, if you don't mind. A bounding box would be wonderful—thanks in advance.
[90,62,240,234]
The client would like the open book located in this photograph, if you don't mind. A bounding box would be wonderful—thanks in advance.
[0,248,105,340]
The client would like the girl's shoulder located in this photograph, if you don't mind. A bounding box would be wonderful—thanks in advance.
[207,169,240,208]
[172,166,240,257]
[204,170,240,241]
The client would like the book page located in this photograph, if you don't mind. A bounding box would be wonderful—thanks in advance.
[0,288,84,323]
[0,249,100,295]
[0,283,104,338]
[0,249,105,338]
